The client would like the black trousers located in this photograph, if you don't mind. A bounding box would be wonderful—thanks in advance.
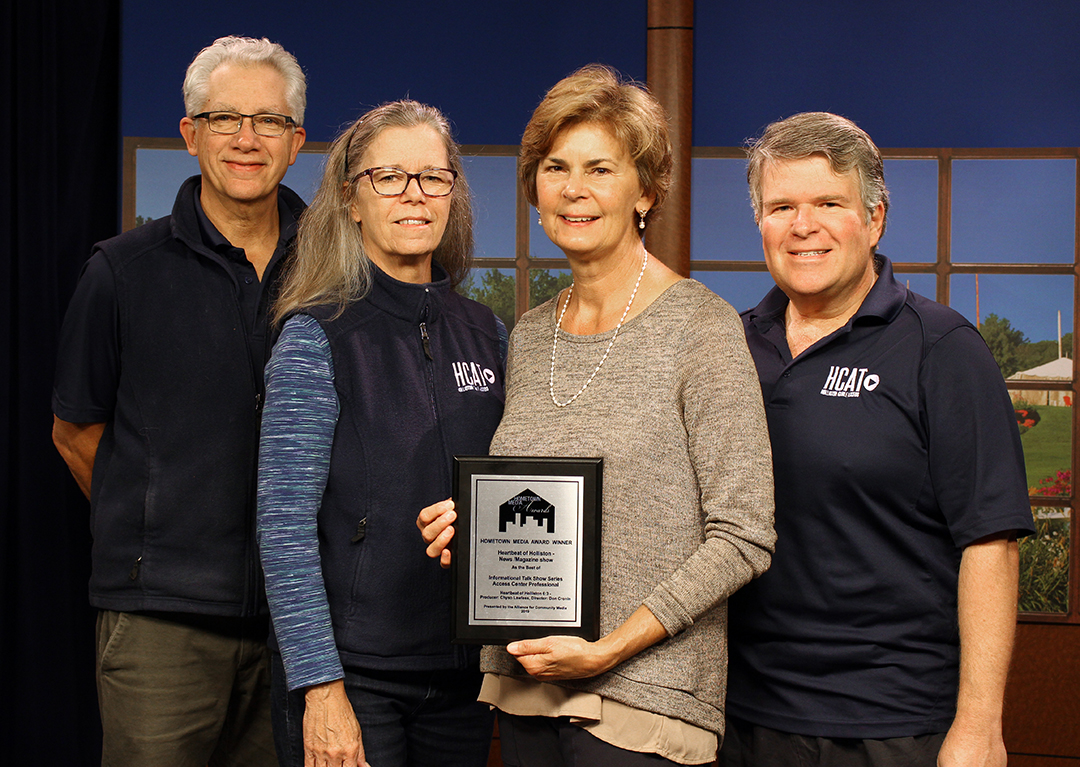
[718,716,946,767]
[497,711,687,767]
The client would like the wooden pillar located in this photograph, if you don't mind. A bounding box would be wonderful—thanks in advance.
[645,0,694,277]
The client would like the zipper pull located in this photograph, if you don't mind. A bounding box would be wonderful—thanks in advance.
[255,392,263,412]
[129,556,142,581]
[350,517,368,543]
[419,322,433,361]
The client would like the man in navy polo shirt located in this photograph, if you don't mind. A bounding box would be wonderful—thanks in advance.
[721,112,1034,767]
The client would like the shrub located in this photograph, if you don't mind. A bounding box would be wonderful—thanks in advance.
[1014,402,1041,434]
[1018,512,1069,614]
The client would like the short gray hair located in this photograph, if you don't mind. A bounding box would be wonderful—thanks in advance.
[747,112,888,238]
[182,36,307,125]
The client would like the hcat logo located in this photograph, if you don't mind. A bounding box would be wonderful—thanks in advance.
[452,360,496,393]
[820,365,880,398]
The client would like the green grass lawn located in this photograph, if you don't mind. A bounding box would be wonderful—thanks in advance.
[1019,404,1071,490]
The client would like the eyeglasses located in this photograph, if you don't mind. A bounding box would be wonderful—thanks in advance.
[194,111,296,137]
[352,167,458,198]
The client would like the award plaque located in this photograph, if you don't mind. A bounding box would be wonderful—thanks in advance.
[451,456,602,644]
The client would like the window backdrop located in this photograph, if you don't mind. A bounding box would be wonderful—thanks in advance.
[7,0,1080,762]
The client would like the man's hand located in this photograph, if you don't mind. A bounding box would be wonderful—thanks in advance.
[938,717,1006,767]
[939,532,1018,767]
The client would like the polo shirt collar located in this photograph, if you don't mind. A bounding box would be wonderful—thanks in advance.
[746,254,905,336]
[193,188,298,261]
[851,255,906,325]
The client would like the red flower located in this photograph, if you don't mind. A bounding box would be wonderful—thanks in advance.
[1030,470,1072,497]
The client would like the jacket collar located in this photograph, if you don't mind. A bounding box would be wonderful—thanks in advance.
[366,261,453,324]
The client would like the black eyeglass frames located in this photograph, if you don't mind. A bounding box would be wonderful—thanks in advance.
[193,111,296,137]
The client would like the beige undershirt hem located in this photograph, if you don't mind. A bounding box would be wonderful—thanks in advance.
[479,674,717,765]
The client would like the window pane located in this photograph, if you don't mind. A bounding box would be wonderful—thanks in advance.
[529,215,566,261]
[691,271,778,315]
[690,158,762,262]
[693,270,941,316]
[529,268,572,310]
[891,271,938,303]
[135,146,321,225]
[951,159,1076,264]
[462,155,517,260]
[882,159,938,263]
[1019,507,1070,615]
[952,274,1074,378]
[458,267,516,332]
[1016,399,1073,497]
[287,153,329,203]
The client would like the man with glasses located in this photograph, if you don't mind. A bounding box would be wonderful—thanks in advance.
[52,36,306,765]
[722,112,1034,767]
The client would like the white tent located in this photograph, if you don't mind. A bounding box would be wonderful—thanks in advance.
[1008,357,1073,406]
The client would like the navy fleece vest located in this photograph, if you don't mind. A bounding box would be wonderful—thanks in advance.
[308,267,505,670]
[84,177,304,616]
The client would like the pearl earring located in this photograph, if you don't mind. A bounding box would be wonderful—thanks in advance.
[638,210,647,230]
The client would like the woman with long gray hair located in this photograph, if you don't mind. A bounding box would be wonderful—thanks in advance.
[257,100,505,767]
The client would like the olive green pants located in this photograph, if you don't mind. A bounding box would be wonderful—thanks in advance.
[95,609,277,767]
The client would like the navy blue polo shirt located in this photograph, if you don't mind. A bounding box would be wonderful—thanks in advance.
[726,256,1034,739]
[194,192,297,386]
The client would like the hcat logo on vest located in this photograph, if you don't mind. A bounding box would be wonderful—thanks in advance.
[820,365,880,398]
[452,360,496,392]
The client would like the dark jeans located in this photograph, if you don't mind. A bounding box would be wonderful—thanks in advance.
[270,653,493,767]
[497,711,684,767]
[718,716,947,767]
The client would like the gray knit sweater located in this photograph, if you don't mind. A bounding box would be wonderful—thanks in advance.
[482,278,776,735]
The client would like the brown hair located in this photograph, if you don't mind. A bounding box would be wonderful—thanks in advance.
[747,111,889,237]
[518,64,672,229]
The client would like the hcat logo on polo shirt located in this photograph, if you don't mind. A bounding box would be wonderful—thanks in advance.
[820,365,880,398]
[452,360,496,393]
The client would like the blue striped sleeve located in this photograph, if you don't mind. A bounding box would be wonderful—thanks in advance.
[257,313,343,691]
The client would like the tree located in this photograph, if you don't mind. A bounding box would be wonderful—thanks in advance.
[979,313,1028,377]
[530,269,573,309]
[459,269,573,334]
[458,269,516,331]
[1015,333,1073,373]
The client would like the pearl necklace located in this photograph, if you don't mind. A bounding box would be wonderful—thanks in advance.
[549,249,649,408]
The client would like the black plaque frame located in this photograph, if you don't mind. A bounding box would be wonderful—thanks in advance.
[451,456,602,644]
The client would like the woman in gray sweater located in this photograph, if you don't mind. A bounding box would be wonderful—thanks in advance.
[419,65,775,766]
